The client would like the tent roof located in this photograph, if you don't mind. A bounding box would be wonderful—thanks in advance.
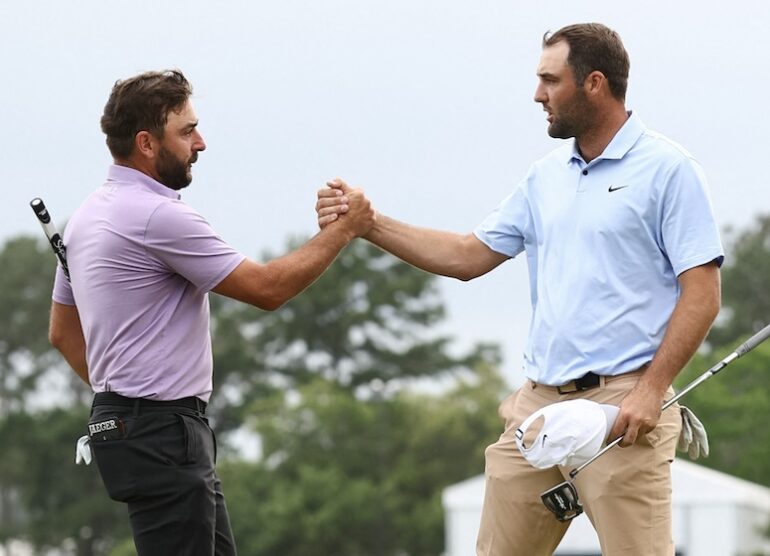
[673,459,770,508]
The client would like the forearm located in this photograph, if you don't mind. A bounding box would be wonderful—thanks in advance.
[640,264,721,396]
[317,180,506,279]
[49,302,90,386]
[263,226,354,306]
[610,263,720,445]
[215,225,354,311]
[365,215,484,280]
[59,342,90,386]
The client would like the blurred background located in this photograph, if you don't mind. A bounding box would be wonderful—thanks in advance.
[1,1,769,554]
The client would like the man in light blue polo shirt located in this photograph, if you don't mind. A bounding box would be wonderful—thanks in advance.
[317,23,722,555]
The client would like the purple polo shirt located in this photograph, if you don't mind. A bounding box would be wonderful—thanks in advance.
[52,165,245,402]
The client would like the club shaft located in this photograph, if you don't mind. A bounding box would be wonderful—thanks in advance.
[569,326,769,479]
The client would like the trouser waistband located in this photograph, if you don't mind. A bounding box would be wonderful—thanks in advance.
[532,364,649,395]
[92,392,207,414]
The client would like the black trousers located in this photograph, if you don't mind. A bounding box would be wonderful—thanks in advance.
[88,395,237,555]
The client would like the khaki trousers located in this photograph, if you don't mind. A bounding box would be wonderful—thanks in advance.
[476,370,681,556]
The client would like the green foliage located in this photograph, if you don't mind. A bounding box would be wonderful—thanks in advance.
[0,236,72,414]
[222,364,506,555]
[107,538,138,556]
[0,237,54,359]
[675,341,770,487]
[708,214,770,346]
[0,407,130,555]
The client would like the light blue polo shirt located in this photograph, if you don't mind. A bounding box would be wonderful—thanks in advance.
[474,112,723,385]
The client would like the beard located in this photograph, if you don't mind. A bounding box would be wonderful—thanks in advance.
[156,146,196,191]
[546,89,594,140]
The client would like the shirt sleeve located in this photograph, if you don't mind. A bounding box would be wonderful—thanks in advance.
[144,200,246,291]
[659,156,724,276]
[52,264,75,305]
[473,180,530,258]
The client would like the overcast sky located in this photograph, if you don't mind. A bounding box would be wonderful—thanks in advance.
[2,1,768,387]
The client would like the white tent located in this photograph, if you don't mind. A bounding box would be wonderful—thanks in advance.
[443,459,770,556]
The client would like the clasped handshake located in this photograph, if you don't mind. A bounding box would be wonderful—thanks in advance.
[315,178,376,238]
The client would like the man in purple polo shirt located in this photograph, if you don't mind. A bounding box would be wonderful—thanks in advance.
[48,69,374,555]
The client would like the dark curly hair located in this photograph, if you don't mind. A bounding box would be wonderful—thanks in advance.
[100,69,193,159]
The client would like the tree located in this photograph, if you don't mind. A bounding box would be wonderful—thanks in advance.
[708,214,770,347]
[0,407,131,556]
[221,363,506,555]
[0,236,90,414]
[0,237,70,415]
[675,341,770,487]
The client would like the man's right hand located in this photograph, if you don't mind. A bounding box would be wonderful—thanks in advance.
[317,177,508,281]
[317,178,375,237]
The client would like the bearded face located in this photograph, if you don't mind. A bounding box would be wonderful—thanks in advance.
[545,85,595,140]
[156,145,197,191]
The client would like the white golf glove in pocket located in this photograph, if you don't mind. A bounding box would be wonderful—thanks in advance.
[677,406,709,460]
[75,434,92,465]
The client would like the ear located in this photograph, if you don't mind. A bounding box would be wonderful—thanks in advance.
[134,130,159,159]
[583,70,606,96]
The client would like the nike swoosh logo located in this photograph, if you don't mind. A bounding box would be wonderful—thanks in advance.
[608,185,629,192]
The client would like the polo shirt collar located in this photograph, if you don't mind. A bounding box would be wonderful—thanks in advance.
[568,111,646,164]
[107,164,181,200]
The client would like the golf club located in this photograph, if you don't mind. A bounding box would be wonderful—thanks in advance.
[541,322,770,521]
[29,197,70,281]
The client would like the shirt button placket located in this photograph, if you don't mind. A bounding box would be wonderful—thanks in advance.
[577,167,589,192]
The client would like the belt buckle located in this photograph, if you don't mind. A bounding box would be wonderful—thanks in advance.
[556,372,600,395]
[556,382,579,395]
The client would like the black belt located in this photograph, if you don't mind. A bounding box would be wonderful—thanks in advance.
[93,392,207,414]
[556,371,601,394]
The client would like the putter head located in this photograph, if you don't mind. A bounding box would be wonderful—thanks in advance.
[541,480,583,521]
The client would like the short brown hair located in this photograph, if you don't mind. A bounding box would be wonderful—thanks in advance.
[100,69,193,159]
[543,23,630,101]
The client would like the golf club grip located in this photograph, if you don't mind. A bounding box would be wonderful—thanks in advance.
[735,323,770,357]
[29,197,70,280]
[30,197,52,224]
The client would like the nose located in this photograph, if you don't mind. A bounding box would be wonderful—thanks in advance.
[534,82,546,104]
[193,129,206,152]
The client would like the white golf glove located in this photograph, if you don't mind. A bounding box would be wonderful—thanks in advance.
[677,406,709,460]
[75,435,92,465]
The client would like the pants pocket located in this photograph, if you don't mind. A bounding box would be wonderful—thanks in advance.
[88,415,136,502]
[175,413,216,466]
[177,414,199,464]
